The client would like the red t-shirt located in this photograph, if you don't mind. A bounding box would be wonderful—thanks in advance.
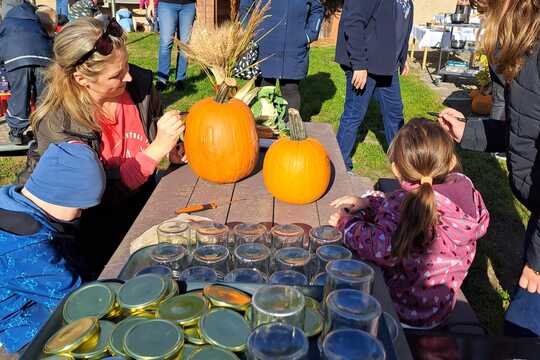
[99,90,158,190]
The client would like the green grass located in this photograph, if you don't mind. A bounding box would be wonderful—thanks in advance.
[0,33,529,334]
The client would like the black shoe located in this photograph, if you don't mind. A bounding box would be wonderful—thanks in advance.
[156,81,167,91]
[9,133,23,145]
[175,81,184,92]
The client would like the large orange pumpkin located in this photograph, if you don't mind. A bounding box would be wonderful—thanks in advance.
[263,109,331,205]
[184,85,259,184]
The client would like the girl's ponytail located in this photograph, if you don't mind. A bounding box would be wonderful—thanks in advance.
[388,118,459,259]
[392,180,437,258]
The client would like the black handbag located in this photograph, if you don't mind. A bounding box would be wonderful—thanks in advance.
[232,41,261,80]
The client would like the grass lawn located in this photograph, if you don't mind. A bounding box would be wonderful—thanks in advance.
[0,33,529,334]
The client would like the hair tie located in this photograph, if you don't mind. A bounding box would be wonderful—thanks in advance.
[420,176,433,185]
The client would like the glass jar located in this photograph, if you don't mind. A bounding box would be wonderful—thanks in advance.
[308,226,342,252]
[251,285,305,330]
[270,224,305,251]
[247,323,308,360]
[234,242,272,275]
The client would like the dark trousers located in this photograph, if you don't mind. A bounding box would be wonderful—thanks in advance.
[259,78,301,111]
[336,67,404,170]
[5,66,45,136]
[504,212,540,336]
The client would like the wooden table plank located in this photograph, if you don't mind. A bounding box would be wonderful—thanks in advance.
[185,177,235,224]
[226,153,274,231]
[308,123,354,227]
[99,165,198,279]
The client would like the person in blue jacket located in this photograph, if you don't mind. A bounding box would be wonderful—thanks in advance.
[0,0,53,145]
[335,0,413,172]
[240,0,324,113]
[0,142,106,353]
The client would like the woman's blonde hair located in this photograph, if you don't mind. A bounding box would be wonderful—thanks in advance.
[32,18,127,132]
[472,0,540,82]
[388,118,460,259]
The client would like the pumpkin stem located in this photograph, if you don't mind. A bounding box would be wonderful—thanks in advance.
[215,77,237,103]
[288,108,306,141]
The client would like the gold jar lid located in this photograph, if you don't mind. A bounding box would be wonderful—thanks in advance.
[304,307,323,337]
[180,344,200,360]
[187,345,240,360]
[63,283,115,323]
[44,317,99,355]
[161,278,180,304]
[124,319,184,360]
[202,285,251,311]
[108,317,149,357]
[184,326,207,345]
[118,274,168,311]
[72,320,115,359]
[199,309,250,352]
[157,294,208,327]
[304,296,322,313]
[41,355,74,360]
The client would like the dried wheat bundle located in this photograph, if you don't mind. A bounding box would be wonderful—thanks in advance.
[176,0,270,89]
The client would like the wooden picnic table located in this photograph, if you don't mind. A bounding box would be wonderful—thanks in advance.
[99,122,413,359]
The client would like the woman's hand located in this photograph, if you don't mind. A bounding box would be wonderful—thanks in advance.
[438,108,466,143]
[147,0,155,18]
[330,195,368,214]
[169,143,188,164]
[144,110,185,162]
[519,264,540,294]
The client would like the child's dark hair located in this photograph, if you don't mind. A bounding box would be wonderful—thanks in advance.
[388,118,460,259]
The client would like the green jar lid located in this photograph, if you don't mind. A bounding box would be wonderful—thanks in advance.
[188,345,240,360]
[161,278,180,303]
[157,294,208,327]
[184,326,206,345]
[124,319,184,360]
[44,317,99,355]
[108,317,148,357]
[304,307,323,337]
[63,283,115,323]
[72,320,115,359]
[104,281,123,295]
[199,309,250,352]
[118,274,168,310]
[304,296,322,313]
[244,305,252,323]
[180,344,200,360]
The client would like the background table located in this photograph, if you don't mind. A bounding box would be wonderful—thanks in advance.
[99,122,413,359]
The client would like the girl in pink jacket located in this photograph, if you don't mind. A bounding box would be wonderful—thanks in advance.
[329,118,490,328]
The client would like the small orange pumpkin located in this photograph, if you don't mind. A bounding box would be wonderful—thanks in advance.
[184,82,259,184]
[471,94,492,115]
[263,109,331,205]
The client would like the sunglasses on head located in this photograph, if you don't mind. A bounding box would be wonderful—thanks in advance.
[73,18,124,67]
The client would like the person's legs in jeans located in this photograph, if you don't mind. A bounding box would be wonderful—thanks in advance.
[374,72,404,147]
[336,68,377,171]
[5,67,31,142]
[175,2,196,83]
[505,213,540,337]
[157,2,180,85]
[279,79,301,111]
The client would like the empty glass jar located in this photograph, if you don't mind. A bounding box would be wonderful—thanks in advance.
[275,247,313,278]
[269,270,309,287]
[234,243,272,275]
[322,329,386,360]
[251,285,306,330]
[151,220,190,278]
[323,259,375,301]
[233,223,269,247]
[270,224,305,251]
[247,323,309,360]
[192,245,230,279]
[224,268,267,284]
[196,222,229,248]
[309,226,342,252]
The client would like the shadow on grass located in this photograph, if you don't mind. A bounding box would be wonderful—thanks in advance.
[300,72,337,121]
[155,70,207,109]
[459,148,526,334]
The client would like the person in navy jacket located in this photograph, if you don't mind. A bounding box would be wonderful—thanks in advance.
[0,0,53,145]
[335,0,413,171]
[240,0,324,113]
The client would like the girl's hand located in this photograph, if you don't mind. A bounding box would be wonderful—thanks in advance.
[438,108,466,143]
[330,195,368,214]
[147,0,155,17]
[329,209,352,227]
[144,111,184,162]
[169,143,188,164]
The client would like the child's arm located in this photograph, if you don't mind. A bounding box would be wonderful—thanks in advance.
[336,194,401,267]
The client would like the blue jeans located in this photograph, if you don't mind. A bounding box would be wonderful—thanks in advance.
[336,68,405,170]
[504,213,540,337]
[56,0,69,17]
[157,2,196,83]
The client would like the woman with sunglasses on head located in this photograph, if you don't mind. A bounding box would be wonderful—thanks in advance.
[438,0,540,336]
[25,17,186,280]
